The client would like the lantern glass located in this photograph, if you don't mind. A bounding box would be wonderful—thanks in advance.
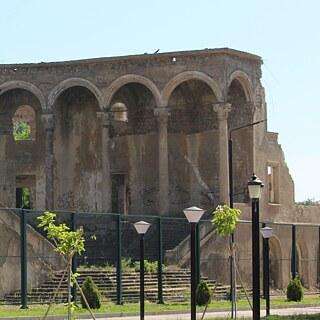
[134,221,151,234]
[247,174,264,200]
[260,226,274,239]
[183,206,205,223]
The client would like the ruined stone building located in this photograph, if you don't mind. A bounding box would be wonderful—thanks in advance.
[0,48,319,295]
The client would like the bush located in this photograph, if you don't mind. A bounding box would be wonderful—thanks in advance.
[134,260,161,273]
[81,276,102,309]
[196,280,212,306]
[287,275,304,302]
[121,257,132,272]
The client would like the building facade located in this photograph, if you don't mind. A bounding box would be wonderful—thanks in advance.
[0,49,318,290]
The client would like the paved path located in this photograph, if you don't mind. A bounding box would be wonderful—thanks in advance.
[4,305,319,320]
[77,305,320,319]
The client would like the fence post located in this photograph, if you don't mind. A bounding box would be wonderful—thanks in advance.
[291,224,297,278]
[116,214,122,305]
[319,227,320,288]
[262,222,267,299]
[71,212,77,304]
[196,222,201,285]
[20,209,28,309]
[157,217,164,304]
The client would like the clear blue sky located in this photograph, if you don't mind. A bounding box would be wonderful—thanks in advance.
[1,0,319,201]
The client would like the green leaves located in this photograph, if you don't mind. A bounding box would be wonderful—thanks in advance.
[37,211,88,259]
[211,205,241,236]
[13,121,31,140]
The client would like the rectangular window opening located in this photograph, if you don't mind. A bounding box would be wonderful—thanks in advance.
[268,164,279,204]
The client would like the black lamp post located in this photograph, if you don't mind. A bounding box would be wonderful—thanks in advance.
[247,173,264,320]
[183,206,205,320]
[261,226,273,317]
[228,119,266,317]
[134,221,151,320]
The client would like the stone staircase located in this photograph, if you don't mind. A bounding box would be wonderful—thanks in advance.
[128,218,191,261]
[1,268,249,304]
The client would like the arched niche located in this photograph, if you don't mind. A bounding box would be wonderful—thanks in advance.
[107,82,159,215]
[269,236,283,289]
[227,78,253,203]
[296,239,309,287]
[52,86,101,212]
[166,78,219,213]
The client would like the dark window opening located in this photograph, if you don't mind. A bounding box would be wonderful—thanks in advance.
[112,174,128,216]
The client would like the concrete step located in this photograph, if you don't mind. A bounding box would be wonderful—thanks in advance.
[1,268,235,304]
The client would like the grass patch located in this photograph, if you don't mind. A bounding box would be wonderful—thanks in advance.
[0,298,319,318]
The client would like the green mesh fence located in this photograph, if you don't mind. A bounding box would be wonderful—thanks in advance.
[0,207,319,306]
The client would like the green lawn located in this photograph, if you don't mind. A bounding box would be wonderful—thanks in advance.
[0,298,319,318]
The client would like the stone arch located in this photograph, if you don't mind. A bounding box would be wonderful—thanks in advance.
[48,77,102,109]
[53,84,102,212]
[227,70,254,104]
[103,74,161,108]
[0,81,46,110]
[296,238,309,287]
[227,72,254,203]
[269,235,283,289]
[162,71,223,106]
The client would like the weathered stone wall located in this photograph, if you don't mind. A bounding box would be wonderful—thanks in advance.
[0,205,63,298]
[1,48,317,290]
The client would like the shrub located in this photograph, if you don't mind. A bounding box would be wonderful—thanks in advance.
[81,276,102,309]
[287,275,304,302]
[121,257,132,272]
[196,280,212,306]
[134,260,161,273]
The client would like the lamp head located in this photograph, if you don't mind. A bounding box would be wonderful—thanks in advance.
[183,206,205,224]
[260,226,274,239]
[134,221,151,235]
[247,173,264,200]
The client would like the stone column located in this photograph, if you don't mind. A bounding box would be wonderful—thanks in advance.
[41,113,55,210]
[213,103,231,205]
[97,111,112,213]
[154,107,171,216]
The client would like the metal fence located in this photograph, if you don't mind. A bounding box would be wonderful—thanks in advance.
[0,207,319,307]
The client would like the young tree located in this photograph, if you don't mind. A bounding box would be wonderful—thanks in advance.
[38,211,96,320]
[211,205,240,236]
[211,205,243,318]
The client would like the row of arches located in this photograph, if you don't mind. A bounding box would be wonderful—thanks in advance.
[268,234,314,288]
[0,70,257,112]
[0,68,258,213]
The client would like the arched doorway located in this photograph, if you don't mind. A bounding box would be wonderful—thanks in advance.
[269,236,283,288]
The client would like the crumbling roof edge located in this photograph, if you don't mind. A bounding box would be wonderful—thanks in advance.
[0,48,262,68]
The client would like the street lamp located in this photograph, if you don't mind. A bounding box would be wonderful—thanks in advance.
[183,206,205,320]
[228,119,266,317]
[134,221,151,320]
[261,226,274,317]
[247,173,264,320]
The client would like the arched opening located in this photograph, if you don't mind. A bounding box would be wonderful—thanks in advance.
[0,88,44,208]
[12,105,36,140]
